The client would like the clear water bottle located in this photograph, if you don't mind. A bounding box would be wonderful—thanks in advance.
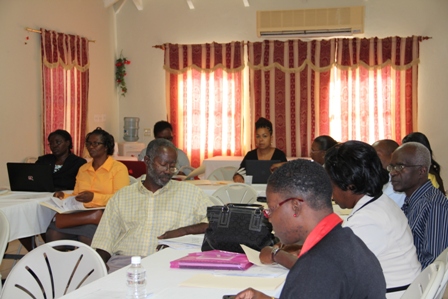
[126,256,147,299]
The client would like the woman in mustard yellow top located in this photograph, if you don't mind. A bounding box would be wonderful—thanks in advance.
[46,127,129,245]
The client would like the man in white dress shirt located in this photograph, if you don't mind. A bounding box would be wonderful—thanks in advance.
[372,139,406,207]
[325,141,421,299]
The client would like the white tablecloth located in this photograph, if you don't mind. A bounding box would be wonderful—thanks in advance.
[0,191,56,242]
[59,247,287,299]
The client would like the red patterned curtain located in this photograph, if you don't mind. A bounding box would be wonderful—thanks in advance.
[164,42,244,167]
[247,40,335,157]
[41,29,89,157]
[332,36,421,143]
[248,37,422,157]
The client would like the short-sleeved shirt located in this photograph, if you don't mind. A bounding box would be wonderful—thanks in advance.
[91,179,211,257]
[65,156,129,208]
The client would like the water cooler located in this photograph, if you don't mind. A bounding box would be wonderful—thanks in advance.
[118,117,146,158]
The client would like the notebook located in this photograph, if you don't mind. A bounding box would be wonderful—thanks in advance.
[7,163,55,192]
[118,160,147,178]
[170,250,253,270]
[245,160,280,184]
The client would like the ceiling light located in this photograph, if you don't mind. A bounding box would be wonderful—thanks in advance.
[243,0,250,7]
[186,0,194,9]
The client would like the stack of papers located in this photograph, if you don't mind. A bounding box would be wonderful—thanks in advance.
[157,234,204,250]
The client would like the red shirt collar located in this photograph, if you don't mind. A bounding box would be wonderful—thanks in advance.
[298,213,342,258]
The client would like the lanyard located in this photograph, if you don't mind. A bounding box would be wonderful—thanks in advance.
[346,193,382,221]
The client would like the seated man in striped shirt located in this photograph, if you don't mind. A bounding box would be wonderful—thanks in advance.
[390,141,448,269]
[92,138,211,272]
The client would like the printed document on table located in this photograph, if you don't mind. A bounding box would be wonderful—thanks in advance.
[39,196,104,214]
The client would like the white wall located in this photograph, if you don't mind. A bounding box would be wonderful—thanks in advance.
[115,0,448,185]
[1,0,447,187]
[0,0,117,187]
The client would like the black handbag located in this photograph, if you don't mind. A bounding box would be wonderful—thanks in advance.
[201,203,275,253]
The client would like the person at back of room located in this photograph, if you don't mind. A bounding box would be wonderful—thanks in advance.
[19,129,87,252]
[233,117,287,183]
[270,135,337,172]
[46,127,129,246]
[138,120,191,175]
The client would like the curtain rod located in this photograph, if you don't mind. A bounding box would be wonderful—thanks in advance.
[26,27,96,43]
[153,36,432,50]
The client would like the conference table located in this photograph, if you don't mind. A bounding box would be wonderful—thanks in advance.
[59,246,288,299]
[0,191,56,242]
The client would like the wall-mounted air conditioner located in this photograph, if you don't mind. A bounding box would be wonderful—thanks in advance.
[257,6,364,38]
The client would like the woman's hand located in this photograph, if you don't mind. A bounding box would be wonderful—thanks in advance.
[233,174,245,183]
[75,191,94,203]
[234,288,272,299]
[53,191,65,199]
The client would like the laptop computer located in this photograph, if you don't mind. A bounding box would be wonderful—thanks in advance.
[7,163,55,192]
[170,250,252,270]
[118,160,147,178]
[245,160,280,184]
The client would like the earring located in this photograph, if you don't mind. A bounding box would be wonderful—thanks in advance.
[293,213,297,217]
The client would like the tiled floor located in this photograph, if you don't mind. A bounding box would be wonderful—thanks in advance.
[1,239,30,282]
[1,236,46,284]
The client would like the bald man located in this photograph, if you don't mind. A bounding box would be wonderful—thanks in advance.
[389,142,448,269]
[372,139,406,207]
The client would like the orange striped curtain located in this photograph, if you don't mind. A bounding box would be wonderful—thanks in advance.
[248,37,423,156]
[331,36,421,144]
[41,28,89,157]
[164,42,245,167]
[247,39,335,157]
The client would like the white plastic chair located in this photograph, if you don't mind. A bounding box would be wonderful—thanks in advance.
[434,247,448,299]
[0,210,10,292]
[208,195,225,206]
[207,166,238,181]
[211,183,258,204]
[401,261,445,299]
[0,240,107,299]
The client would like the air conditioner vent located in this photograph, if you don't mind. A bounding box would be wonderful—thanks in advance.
[257,6,364,37]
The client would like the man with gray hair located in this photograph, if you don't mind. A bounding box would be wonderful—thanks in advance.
[92,138,211,272]
[389,141,448,269]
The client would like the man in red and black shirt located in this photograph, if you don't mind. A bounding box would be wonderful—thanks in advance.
[235,159,386,299]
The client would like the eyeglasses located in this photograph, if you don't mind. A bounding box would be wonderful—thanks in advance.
[85,141,104,148]
[386,164,423,172]
[263,198,303,218]
[154,160,178,173]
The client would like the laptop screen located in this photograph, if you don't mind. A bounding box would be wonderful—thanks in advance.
[245,160,280,184]
[7,163,55,192]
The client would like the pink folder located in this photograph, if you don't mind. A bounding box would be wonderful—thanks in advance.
[170,250,253,270]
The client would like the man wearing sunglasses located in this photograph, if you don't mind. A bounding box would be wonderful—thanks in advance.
[235,159,386,299]
[138,120,191,175]
[390,141,448,269]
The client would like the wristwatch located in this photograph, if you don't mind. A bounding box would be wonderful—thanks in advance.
[271,246,281,262]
